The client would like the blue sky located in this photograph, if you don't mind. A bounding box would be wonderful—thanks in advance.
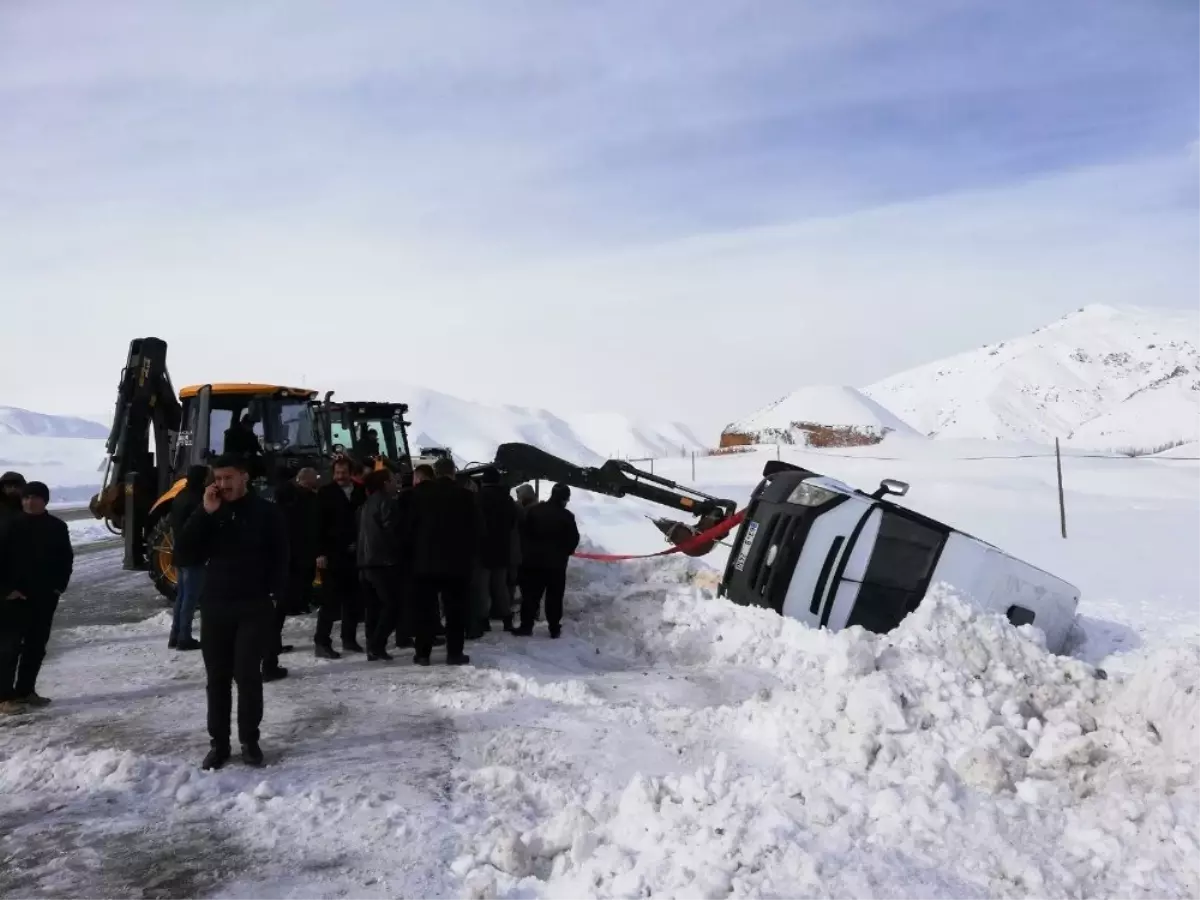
[1,1,1196,433]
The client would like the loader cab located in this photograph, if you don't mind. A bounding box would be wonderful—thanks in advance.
[719,463,1081,654]
[316,399,415,486]
[174,384,321,488]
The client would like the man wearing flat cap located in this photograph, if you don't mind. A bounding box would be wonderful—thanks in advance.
[0,479,74,714]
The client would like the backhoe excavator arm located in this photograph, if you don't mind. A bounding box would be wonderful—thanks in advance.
[464,442,737,556]
[90,337,182,535]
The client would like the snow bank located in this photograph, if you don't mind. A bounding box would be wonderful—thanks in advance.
[453,560,1199,899]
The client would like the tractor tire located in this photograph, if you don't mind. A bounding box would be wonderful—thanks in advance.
[146,513,179,605]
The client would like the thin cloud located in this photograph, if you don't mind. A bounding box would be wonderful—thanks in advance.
[0,1,1195,436]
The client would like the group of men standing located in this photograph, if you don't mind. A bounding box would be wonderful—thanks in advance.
[168,451,580,770]
[0,471,74,715]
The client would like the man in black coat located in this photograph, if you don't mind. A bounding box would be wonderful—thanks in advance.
[261,467,319,680]
[314,457,365,659]
[0,471,25,538]
[174,454,288,770]
[168,465,209,651]
[0,481,73,714]
[357,468,406,661]
[407,456,483,666]
[478,468,518,633]
[275,467,321,617]
[515,483,580,639]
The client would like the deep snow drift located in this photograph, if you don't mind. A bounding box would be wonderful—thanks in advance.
[1,556,1196,899]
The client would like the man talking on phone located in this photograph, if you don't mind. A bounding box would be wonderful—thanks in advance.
[174,454,288,771]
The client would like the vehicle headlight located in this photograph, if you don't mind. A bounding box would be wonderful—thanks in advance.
[786,481,838,507]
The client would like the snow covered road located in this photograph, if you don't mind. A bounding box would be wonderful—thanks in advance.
[2,543,1197,899]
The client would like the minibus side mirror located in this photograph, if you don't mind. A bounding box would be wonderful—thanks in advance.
[871,478,910,500]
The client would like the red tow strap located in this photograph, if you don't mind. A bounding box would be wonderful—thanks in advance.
[573,510,747,562]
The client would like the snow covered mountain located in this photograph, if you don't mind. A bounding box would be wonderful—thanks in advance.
[0,406,108,439]
[721,385,923,448]
[863,304,1200,451]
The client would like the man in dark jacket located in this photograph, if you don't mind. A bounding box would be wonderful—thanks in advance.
[223,413,262,458]
[478,468,518,633]
[314,457,366,659]
[0,471,25,538]
[511,483,537,611]
[357,468,405,661]
[515,483,580,639]
[174,454,288,770]
[407,457,483,666]
[275,467,321,618]
[0,481,73,714]
[264,467,319,680]
[168,465,209,651]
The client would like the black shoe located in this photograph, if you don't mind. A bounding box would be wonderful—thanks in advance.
[263,666,288,682]
[481,619,493,633]
[502,618,515,634]
[432,635,447,648]
[549,625,562,639]
[465,629,483,641]
[241,742,264,767]
[278,645,295,655]
[513,624,534,637]
[16,692,51,708]
[168,635,178,649]
[412,654,431,667]
[367,648,393,662]
[446,653,471,666]
[177,637,202,651]
[315,644,341,660]
[342,642,365,654]
[395,637,414,650]
[202,746,231,771]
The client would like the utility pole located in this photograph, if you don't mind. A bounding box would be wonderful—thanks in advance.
[1055,438,1067,539]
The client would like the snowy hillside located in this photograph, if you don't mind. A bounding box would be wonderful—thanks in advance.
[0,385,707,495]
[336,381,706,466]
[0,406,108,439]
[722,385,923,448]
[863,304,1200,449]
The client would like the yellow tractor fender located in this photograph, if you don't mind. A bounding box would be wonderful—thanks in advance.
[149,478,188,518]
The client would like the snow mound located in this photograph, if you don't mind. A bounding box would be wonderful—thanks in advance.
[864,304,1200,446]
[455,560,1199,899]
[722,385,923,448]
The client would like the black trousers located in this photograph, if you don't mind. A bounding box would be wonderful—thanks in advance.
[520,566,567,629]
[285,565,314,616]
[390,571,416,646]
[0,594,59,701]
[201,605,272,748]
[315,565,360,648]
[413,575,467,659]
[262,594,288,671]
[360,567,406,654]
